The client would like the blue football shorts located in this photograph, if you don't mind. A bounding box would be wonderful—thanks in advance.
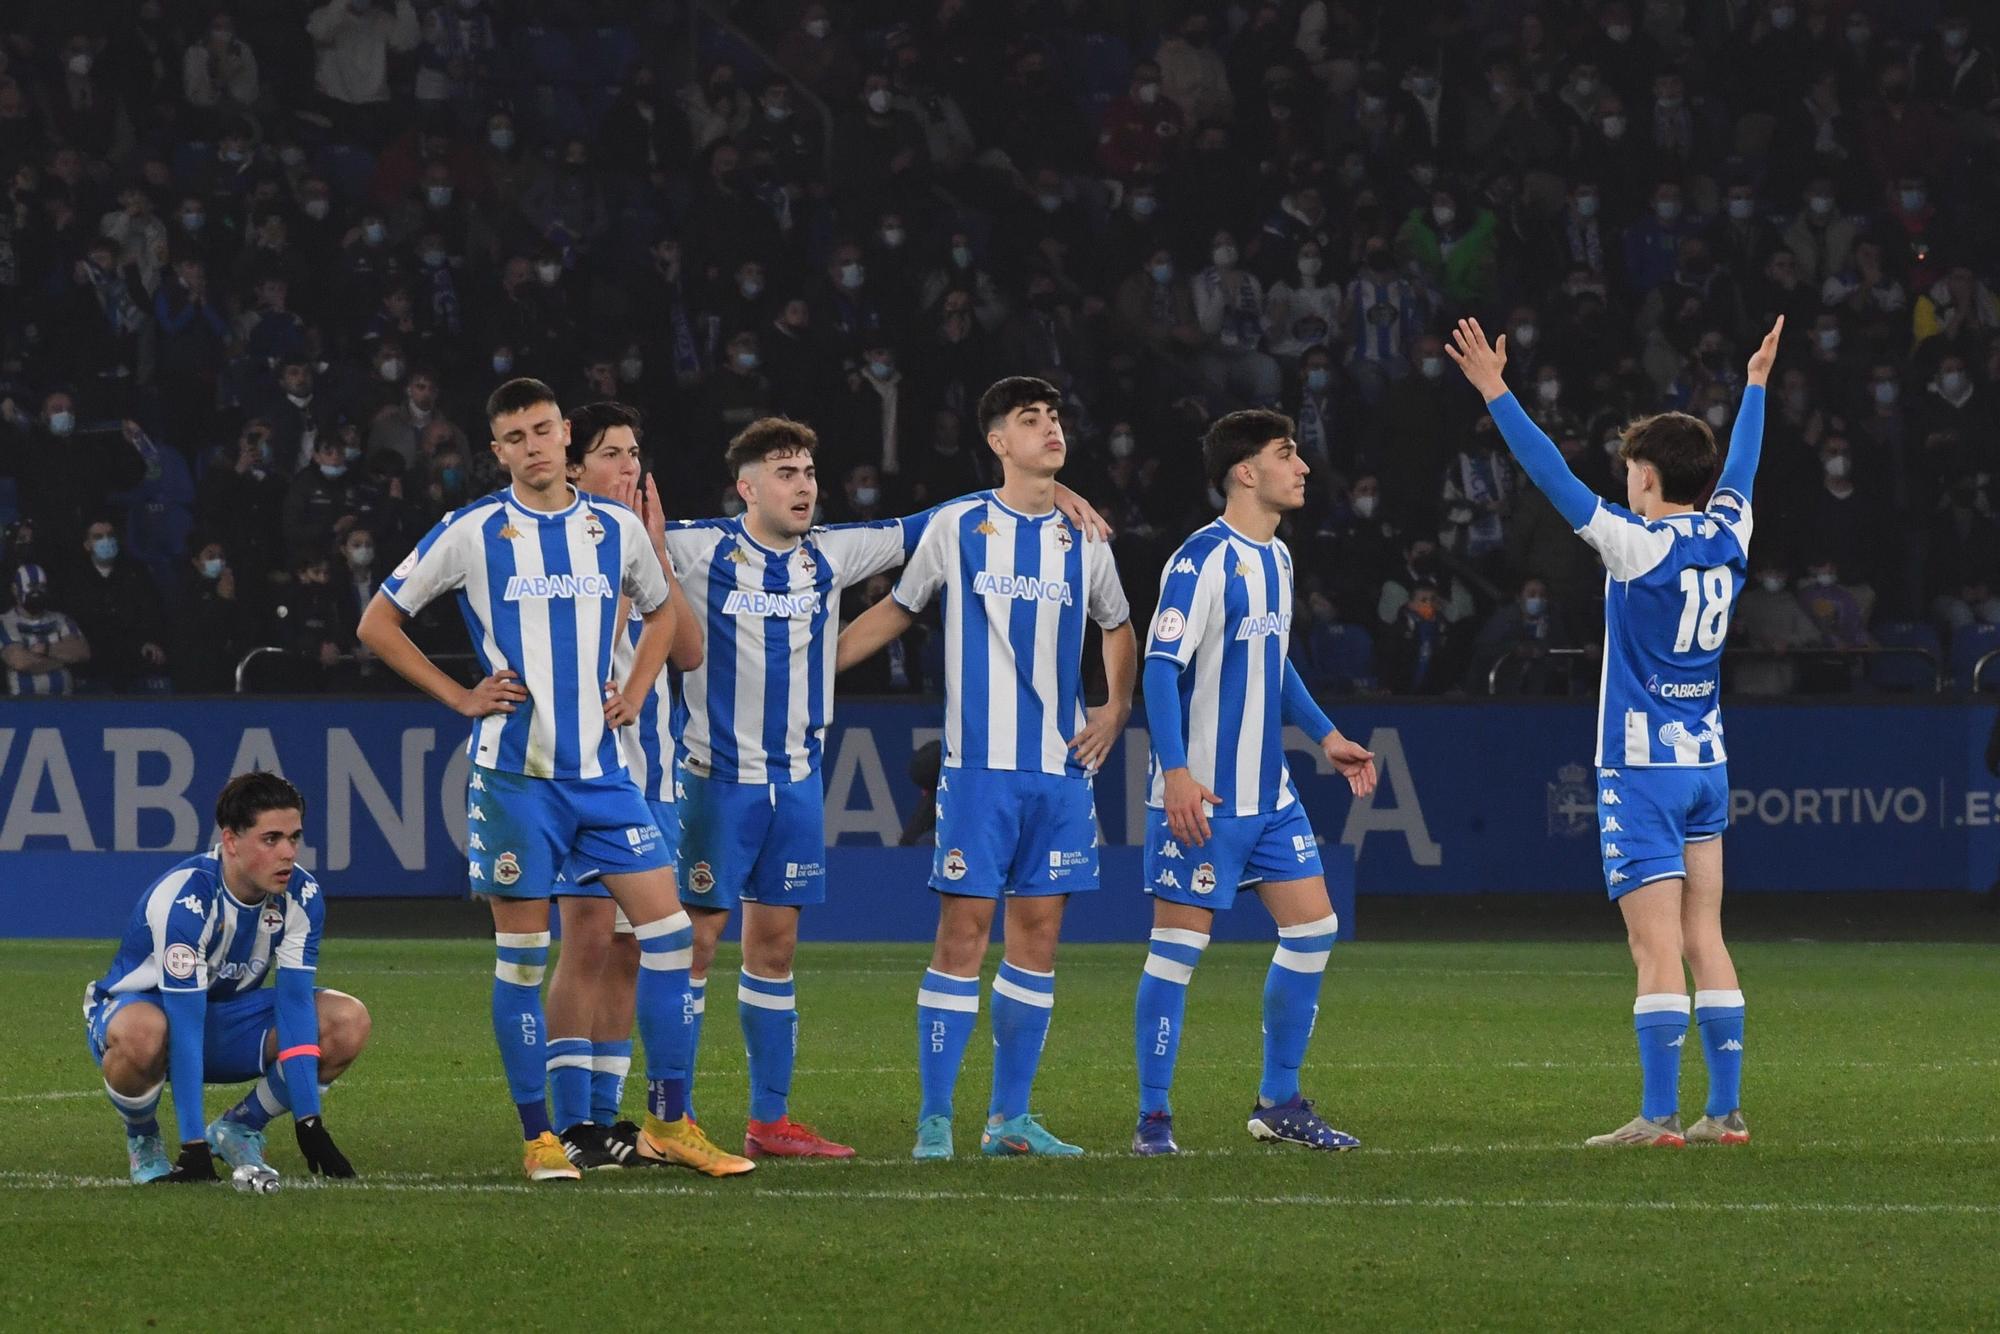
[930,767,1101,899]
[1596,764,1729,899]
[465,766,668,900]
[1142,799,1325,912]
[555,798,683,899]
[84,984,322,1085]
[675,767,826,910]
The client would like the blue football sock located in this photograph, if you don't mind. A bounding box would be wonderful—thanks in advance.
[545,1035,593,1130]
[1694,988,1746,1117]
[1136,927,1210,1116]
[632,911,693,1122]
[1260,914,1337,1106]
[493,930,552,1139]
[685,977,706,1123]
[223,1072,290,1131]
[104,1078,162,1139]
[739,969,799,1123]
[989,961,1055,1121]
[916,968,980,1121]
[589,1039,631,1126]
[1634,993,1692,1121]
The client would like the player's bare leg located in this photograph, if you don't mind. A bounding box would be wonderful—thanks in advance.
[603,867,753,1176]
[102,1000,169,1095]
[1243,877,1356,1151]
[1680,837,1749,1143]
[981,895,1081,1157]
[913,894,999,1159]
[1588,880,1689,1147]
[1133,900,1214,1155]
[740,903,851,1158]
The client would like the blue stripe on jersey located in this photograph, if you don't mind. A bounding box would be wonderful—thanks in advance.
[1054,521,1085,761]
[957,507,991,770]
[1257,543,1285,800]
[536,519,583,776]
[1007,518,1044,772]
[760,543,791,779]
[592,519,627,778]
[483,509,529,775]
[703,535,742,777]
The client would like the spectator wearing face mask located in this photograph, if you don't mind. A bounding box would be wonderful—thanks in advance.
[774,4,863,106]
[1320,475,1399,614]
[171,535,255,691]
[67,516,168,690]
[1781,179,1856,287]
[305,0,420,146]
[919,234,1009,333]
[1467,578,1575,695]
[183,12,260,124]
[1291,586,1376,695]
[283,435,367,564]
[196,419,289,575]
[1796,555,1876,688]
[367,368,446,467]
[1377,537,1475,627]
[1731,559,1822,695]
[267,553,346,688]
[1504,425,1604,618]
[1156,12,1233,125]
[1099,61,1184,182]
[1,563,88,695]
[1913,265,2000,364]
[1793,439,1886,593]
[1264,240,1339,362]
[1115,248,1202,365]
[1915,354,1993,449]
[1,392,148,542]
[1286,347,1343,480]
[1192,230,1281,405]
[1396,184,1498,307]
[679,62,753,154]
[1379,581,1460,694]
[844,344,908,486]
[1623,181,1700,294]
[835,72,931,214]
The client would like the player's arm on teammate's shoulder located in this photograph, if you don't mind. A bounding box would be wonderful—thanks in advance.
[1052,482,1112,541]
[1445,318,1600,529]
[842,502,951,670]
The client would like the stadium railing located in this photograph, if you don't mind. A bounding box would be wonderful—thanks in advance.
[1485,645,1947,695]
[1973,647,2000,694]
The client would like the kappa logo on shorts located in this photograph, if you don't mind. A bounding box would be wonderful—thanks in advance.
[1600,790,1621,805]
[1601,816,1623,834]
[163,942,199,980]
[937,772,949,792]
[494,852,522,887]
[1159,839,1184,859]
[941,848,968,881]
[1192,863,1217,896]
[1603,843,1625,859]
[469,832,486,851]
[469,863,485,880]
[1156,869,1182,890]
[1607,869,1629,886]
[689,861,715,893]
[471,771,486,792]
[470,804,488,821]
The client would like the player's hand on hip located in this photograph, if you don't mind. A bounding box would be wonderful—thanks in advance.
[1162,767,1222,847]
[457,670,527,717]
[601,681,642,729]
[158,1139,219,1183]
[294,1115,355,1178]
[1053,483,1114,542]
[1745,315,1783,387]
[1444,318,1508,399]
[1323,730,1377,798]
[1068,701,1127,771]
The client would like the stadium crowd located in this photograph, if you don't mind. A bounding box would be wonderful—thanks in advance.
[1,0,1997,698]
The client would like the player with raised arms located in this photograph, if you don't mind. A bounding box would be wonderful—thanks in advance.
[540,401,704,1169]
[837,376,1136,1160]
[1130,410,1379,1155]
[84,771,370,1183]
[1447,315,1780,1147]
[359,377,751,1181]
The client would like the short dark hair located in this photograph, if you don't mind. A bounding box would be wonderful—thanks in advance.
[976,376,1062,435]
[566,400,643,467]
[1203,408,1295,492]
[1619,411,1717,503]
[485,376,559,426]
[215,771,305,834]
[724,416,817,477]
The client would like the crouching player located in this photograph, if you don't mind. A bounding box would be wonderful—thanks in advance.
[85,772,370,1183]
[1130,411,1376,1156]
[1448,316,1778,1146]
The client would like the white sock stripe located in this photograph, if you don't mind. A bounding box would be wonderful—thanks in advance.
[1150,927,1212,949]
[992,975,1056,1008]
[740,969,795,985]
[1634,993,1693,1015]
[1271,945,1332,974]
[923,969,981,985]
[639,948,694,971]
[494,960,545,986]
[1277,914,1340,939]
[917,988,980,1013]
[630,910,692,940]
[590,1055,632,1076]
[689,979,707,992]
[544,1054,594,1070]
[254,1075,286,1117]
[103,1079,162,1112]
[999,962,1055,979]
[1143,954,1196,985]
[689,996,706,1014]
[736,985,796,1011]
[1694,989,1745,1009]
[494,931,550,948]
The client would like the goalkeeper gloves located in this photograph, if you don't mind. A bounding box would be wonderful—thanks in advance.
[158,1139,218,1183]
[294,1115,355,1178]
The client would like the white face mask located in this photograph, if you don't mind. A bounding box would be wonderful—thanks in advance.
[1212,245,1238,268]
[1512,323,1538,348]
[804,17,830,39]
[1808,195,1834,218]
[1038,193,1064,214]
[1656,199,1683,223]
[426,185,453,208]
[866,89,892,114]
[1575,193,1600,218]
[1705,403,1730,427]
[853,485,880,507]
[1431,205,1456,228]
[839,262,865,290]
[536,262,562,285]
[347,545,373,568]
[1298,256,1322,277]
[1874,381,1899,405]
[379,358,404,382]
[1812,569,1838,586]
[304,198,330,221]
[490,128,515,151]
[1823,454,1850,479]
[620,357,644,381]
[1600,115,1626,139]
[1942,370,1970,397]
[880,226,906,249]
[1816,328,1841,352]
[1352,494,1378,518]
[951,245,974,267]
[1419,356,1444,380]
[1759,574,1786,593]
[68,52,93,76]
[492,354,513,374]
[1537,379,1562,404]
[1137,82,1160,105]
[1728,197,1755,220]
[1108,432,1135,458]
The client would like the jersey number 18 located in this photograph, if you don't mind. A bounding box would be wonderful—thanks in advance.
[1674,566,1734,653]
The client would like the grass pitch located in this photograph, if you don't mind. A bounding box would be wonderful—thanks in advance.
[4,936,1996,1331]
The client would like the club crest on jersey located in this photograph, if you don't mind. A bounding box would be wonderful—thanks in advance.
[689,861,715,893]
[1546,763,1595,838]
[1191,863,1217,896]
[1052,525,1072,551]
[941,848,969,880]
[261,906,285,933]
[797,548,817,573]
[582,512,605,544]
[1154,608,1186,642]
[494,852,522,886]
[163,942,199,980]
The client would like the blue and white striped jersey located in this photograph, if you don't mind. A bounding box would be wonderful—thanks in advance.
[91,850,324,1001]
[0,607,80,695]
[1583,488,1753,767]
[1143,521,1298,816]
[665,515,921,784]
[380,486,670,780]
[893,493,1130,775]
[609,606,677,802]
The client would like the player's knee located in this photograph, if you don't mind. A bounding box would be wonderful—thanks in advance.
[105,1004,168,1073]
[317,990,372,1061]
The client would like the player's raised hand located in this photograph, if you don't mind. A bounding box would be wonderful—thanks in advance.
[602,680,640,729]
[641,474,668,549]
[157,1139,219,1183]
[1053,482,1114,542]
[294,1114,355,1178]
[1323,730,1377,798]
[1069,700,1128,772]
[1443,318,1509,400]
[457,669,527,717]
[1745,315,1783,388]
[1162,766,1222,847]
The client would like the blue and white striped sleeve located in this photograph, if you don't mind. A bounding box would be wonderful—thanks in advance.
[379,510,470,614]
[891,506,958,613]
